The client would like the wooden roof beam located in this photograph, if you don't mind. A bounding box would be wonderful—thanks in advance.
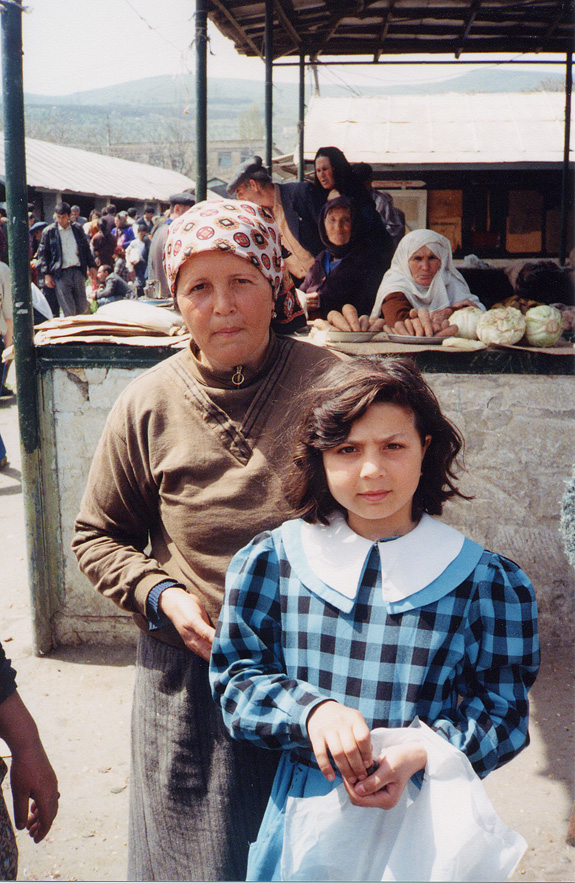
[274,0,302,51]
[208,0,264,59]
[455,0,483,59]
[374,0,397,62]
[536,2,572,53]
[310,2,365,61]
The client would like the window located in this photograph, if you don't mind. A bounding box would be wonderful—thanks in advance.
[218,151,232,169]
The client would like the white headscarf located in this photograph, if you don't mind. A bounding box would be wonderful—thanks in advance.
[370,229,483,318]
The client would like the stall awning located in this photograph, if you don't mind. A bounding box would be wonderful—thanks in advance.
[208,0,575,61]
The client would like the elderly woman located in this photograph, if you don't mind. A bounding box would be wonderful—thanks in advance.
[300,196,393,319]
[370,229,485,336]
[72,201,336,882]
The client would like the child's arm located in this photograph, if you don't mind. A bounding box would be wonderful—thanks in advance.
[430,554,540,778]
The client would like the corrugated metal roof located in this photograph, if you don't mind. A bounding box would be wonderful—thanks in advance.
[0,137,196,201]
[302,92,575,167]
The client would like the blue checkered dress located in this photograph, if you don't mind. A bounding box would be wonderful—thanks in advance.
[210,519,539,880]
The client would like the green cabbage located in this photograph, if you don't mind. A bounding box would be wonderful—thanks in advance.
[476,307,526,346]
[524,305,563,347]
[451,306,483,340]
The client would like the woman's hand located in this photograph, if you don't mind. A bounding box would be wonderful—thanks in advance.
[384,307,458,338]
[343,741,427,810]
[159,587,215,660]
[305,292,320,311]
[325,305,384,333]
[306,700,373,783]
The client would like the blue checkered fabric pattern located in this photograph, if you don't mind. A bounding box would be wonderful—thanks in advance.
[210,525,539,779]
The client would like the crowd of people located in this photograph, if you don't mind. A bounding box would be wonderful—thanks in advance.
[224,147,489,336]
[13,142,490,340]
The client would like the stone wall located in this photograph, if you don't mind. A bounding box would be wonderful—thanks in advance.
[40,365,575,647]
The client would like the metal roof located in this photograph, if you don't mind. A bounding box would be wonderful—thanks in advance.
[300,90,575,167]
[209,0,575,62]
[0,137,196,202]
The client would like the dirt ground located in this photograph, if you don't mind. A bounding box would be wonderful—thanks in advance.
[1,390,574,883]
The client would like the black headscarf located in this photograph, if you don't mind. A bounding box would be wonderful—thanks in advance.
[313,146,358,196]
[318,196,358,260]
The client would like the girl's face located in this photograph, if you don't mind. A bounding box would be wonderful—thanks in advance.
[408,246,442,287]
[322,402,430,541]
[315,156,335,191]
[176,250,274,373]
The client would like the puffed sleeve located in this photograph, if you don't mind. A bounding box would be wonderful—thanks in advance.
[432,552,540,778]
[210,532,327,750]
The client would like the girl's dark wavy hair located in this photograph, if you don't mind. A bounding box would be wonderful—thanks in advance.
[284,355,470,525]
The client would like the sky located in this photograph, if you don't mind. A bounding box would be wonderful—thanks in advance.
[8,0,564,97]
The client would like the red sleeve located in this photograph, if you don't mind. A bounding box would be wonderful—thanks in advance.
[379,291,412,325]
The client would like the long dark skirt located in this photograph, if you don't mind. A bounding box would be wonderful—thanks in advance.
[128,632,279,882]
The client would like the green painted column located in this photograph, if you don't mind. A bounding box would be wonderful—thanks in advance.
[195,0,208,202]
[264,0,273,173]
[559,51,572,266]
[1,0,53,653]
[298,49,306,181]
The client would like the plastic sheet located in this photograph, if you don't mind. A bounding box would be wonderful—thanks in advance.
[281,720,526,882]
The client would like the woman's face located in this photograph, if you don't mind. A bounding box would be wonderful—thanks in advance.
[408,246,442,287]
[176,251,274,373]
[324,206,352,247]
[315,155,335,191]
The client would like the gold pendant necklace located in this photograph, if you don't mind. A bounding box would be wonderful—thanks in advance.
[232,365,245,387]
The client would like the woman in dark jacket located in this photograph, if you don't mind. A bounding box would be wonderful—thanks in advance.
[300,196,393,318]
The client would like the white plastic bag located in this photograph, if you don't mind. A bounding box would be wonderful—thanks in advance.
[31,282,53,320]
[281,720,526,882]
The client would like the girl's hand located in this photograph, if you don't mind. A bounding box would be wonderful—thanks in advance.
[343,741,427,810]
[306,701,373,783]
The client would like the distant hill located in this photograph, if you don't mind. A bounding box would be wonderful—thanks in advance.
[10,67,565,169]
[23,67,564,108]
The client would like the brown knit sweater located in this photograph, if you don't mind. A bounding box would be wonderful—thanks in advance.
[73,335,337,641]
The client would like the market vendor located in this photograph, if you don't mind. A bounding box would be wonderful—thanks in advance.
[371,229,485,336]
[300,196,393,319]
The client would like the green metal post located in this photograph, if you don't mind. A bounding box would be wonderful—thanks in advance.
[559,51,572,265]
[298,49,306,181]
[264,0,273,173]
[1,0,53,653]
[195,0,208,202]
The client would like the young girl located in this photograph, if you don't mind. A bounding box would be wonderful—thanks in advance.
[210,356,539,881]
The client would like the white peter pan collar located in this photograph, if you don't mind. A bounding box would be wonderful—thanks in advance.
[293,512,474,604]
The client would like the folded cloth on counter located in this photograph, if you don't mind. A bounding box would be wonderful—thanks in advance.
[33,318,189,347]
[30,303,189,348]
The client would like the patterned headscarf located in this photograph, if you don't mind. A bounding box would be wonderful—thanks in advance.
[164,200,288,298]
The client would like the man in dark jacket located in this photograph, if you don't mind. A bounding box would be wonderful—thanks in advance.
[37,201,96,316]
[227,156,326,282]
